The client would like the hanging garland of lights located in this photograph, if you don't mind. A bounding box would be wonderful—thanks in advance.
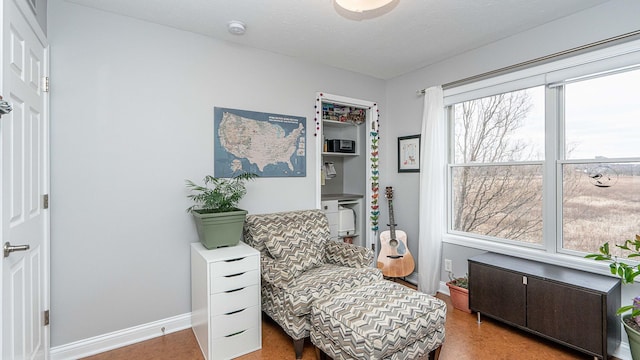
[370,106,380,232]
[314,95,322,136]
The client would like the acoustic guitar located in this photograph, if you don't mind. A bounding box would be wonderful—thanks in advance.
[377,187,415,278]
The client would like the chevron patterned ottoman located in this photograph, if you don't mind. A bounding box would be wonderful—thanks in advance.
[310,281,446,360]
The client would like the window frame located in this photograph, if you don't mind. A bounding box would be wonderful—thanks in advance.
[442,38,640,269]
[447,85,547,248]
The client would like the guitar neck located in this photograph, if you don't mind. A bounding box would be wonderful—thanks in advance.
[388,199,396,239]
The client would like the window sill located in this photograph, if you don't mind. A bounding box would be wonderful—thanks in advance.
[442,233,618,279]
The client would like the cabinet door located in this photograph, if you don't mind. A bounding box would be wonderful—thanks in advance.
[469,262,526,327]
[527,278,603,356]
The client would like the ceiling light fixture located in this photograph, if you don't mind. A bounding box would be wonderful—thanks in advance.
[334,0,394,13]
[227,21,246,35]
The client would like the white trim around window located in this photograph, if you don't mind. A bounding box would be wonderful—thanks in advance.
[443,36,640,272]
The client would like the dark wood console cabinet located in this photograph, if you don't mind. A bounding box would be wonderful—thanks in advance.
[469,253,621,359]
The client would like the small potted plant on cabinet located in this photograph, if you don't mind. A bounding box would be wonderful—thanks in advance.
[586,235,640,360]
[185,172,257,249]
[446,273,471,313]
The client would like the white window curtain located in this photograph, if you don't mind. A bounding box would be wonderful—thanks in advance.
[418,86,445,295]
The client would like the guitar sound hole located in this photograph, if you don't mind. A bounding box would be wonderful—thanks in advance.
[389,239,398,247]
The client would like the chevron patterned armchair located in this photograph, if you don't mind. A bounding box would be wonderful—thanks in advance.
[243,209,383,359]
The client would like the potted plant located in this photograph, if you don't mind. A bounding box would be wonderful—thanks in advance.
[185,172,257,249]
[586,234,640,360]
[446,273,471,313]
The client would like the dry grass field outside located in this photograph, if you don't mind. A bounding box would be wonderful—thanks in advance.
[453,165,640,258]
[563,173,640,257]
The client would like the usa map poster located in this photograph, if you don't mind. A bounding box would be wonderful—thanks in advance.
[214,107,306,178]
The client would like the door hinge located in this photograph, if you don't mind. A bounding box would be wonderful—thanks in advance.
[522,275,528,285]
[42,77,49,93]
[43,194,49,209]
[44,310,50,326]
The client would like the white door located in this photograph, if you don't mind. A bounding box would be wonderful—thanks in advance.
[1,0,50,358]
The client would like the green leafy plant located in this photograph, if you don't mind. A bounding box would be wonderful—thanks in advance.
[448,273,469,289]
[586,234,640,318]
[185,173,257,213]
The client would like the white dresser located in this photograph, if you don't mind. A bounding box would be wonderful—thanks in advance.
[191,242,261,360]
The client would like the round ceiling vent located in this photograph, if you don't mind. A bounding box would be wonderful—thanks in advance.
[227,21,246,35]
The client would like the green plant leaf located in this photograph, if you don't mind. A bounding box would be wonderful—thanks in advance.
[185,173,257,213]
[617,305,634,315]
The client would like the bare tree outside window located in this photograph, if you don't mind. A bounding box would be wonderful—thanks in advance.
[447,64,640,259]
[450,69,640,254]
[451,89,544,244]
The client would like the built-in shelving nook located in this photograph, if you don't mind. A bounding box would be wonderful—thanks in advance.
[315,92,379,253]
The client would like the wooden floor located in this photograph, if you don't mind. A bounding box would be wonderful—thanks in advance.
[83,292,599,360]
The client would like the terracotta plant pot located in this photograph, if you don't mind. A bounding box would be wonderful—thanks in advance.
[446,281,471,313]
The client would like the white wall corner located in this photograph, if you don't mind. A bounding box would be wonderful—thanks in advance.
[438,280,450,297]
[403,272,419,287]
[612,342,631,360]
[49,313,192,360]
[406,273,448,297]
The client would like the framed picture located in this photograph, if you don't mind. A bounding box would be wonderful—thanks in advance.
[398,135,420,172]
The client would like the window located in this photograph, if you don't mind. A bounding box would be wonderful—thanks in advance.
[450,87,545,246]
[561,68,640,257]
[445,42,640,258]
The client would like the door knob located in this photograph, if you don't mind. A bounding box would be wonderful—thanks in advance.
[0,96,12,116]
[4,242,30,258]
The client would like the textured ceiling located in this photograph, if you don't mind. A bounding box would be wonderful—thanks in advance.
[66,0,610,79]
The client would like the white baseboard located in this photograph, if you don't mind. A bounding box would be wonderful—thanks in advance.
[438,280,449,296]
[48,291,633,360]
[613,342,631,360]
[49,313,192,360]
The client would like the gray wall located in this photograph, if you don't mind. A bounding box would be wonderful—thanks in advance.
[383,3,640,352]
[47,0,640,349]
[47,0,384,346]
[382,0,640,285]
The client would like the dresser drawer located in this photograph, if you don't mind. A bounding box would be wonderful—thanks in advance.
[210,284,260,316]
[211,326,260,360]
[211,269,259,294]
[211,255,258,277]
[192,242,261,360]
[211,305,260,339]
